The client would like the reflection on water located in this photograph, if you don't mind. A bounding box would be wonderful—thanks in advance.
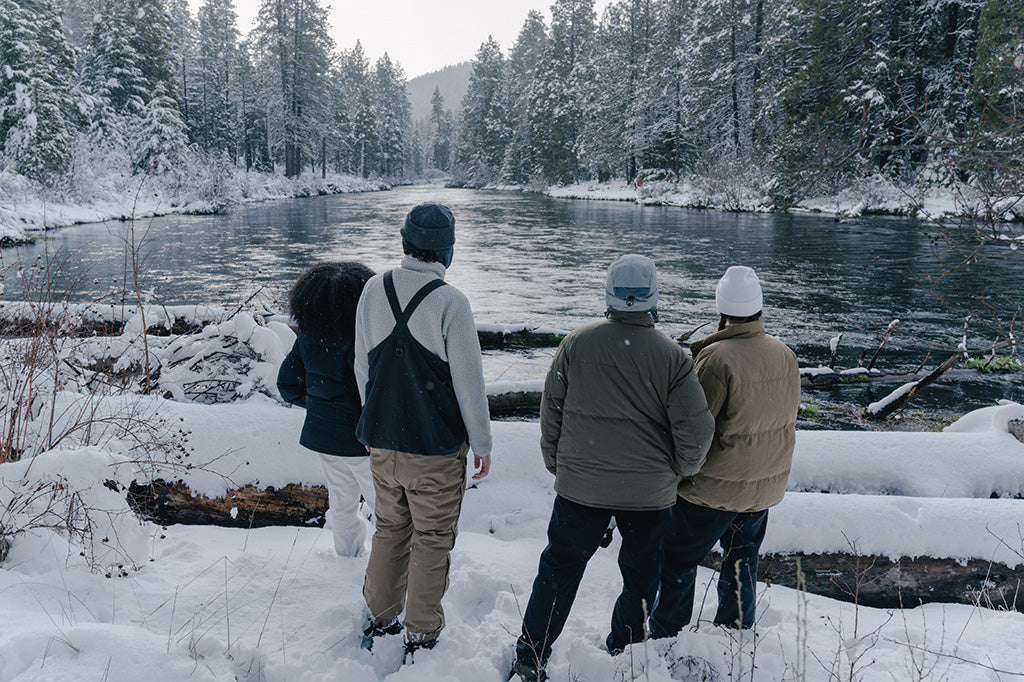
[2,184,1021,412]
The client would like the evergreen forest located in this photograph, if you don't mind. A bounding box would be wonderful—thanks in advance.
[1,0,1021,207]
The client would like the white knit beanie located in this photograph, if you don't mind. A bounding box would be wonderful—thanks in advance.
[715,266,763,317]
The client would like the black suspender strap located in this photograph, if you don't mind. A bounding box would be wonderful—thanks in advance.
[383,270,447,330]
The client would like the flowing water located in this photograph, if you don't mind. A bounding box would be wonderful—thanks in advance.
[4,184,1022,415]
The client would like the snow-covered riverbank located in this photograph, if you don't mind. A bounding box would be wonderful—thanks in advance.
[0,168,390,244]
[514,175,1024,224]
[1,364,1023,681]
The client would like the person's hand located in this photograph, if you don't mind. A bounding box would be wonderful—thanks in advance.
[472,454,491,480]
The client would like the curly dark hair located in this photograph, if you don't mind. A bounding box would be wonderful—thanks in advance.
[288,261,375,337]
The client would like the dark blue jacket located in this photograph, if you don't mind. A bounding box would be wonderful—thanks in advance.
[277,334,366,457]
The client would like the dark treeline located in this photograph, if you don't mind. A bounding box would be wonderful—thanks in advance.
[448,0,1023,203]
[0,0,413,186]
[1,0,1021,203]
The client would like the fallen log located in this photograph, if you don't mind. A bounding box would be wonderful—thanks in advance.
[488,388,543,417]
[799,367,985,389]
[867,351,965,420]
[0,313,566,348]
[126,480,1023,610]
[127,480,328,528]
[477,325,566,350]
[702,551,1024,611]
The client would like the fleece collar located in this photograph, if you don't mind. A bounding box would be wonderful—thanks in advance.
[690,319,765,356]
[607,311,655,327]
[400,255,447,280]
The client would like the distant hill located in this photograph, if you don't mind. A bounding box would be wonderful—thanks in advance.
[407,62,472,122]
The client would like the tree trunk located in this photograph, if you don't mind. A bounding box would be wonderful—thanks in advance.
[868,351,964,420]
[122,480,1024,612]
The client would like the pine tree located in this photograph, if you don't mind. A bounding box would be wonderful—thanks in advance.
[457,36,509,183]
[337,42,375,177]
[429,87,453,172]
[236,37,272,171]
[576,0,660,181]
[0,0,78,183]
[645,0,697,175]
[371,53,411,178]
[196,0,240,159]
[501,10,547,184]
[251,0,334,177]
[530,0,595,183]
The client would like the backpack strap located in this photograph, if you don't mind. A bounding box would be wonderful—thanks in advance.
[383,270,448,331]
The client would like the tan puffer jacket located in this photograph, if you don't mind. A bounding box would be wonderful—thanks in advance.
[540,312,715,511]
[678,320,801,512]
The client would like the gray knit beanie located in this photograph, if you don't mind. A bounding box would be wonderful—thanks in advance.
[606,254,659,316]
[401,203,456,251]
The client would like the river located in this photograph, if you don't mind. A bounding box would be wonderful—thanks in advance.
[3,184,1021,414]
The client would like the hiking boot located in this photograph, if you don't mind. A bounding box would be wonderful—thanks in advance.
[360,617,403,651]
[508,656,547,682]
[401,637,437,665]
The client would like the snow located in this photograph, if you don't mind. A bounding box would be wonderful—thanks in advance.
[2,395,1024,680]
[866,380,918,414]
[516,175,1024,224]
[0,167,390,243]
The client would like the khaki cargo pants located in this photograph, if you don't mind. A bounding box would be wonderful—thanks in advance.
[362,443,468,642]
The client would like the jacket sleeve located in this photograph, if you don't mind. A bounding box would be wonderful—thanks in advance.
[443,292,493,458]
[539,339,569,475]
[276,342,307,407]
[695,354,728,418]
[666,355,715,476]
[353,291,371,403]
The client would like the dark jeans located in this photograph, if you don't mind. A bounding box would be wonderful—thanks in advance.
[649,497,768,638]
[516,495,670,666]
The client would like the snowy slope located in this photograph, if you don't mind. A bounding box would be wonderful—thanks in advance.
[1,405,1024,680]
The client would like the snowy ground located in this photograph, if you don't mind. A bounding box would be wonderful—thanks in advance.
[538,177,1024,226]
[0,167,389,244]
[2,389,1024,680]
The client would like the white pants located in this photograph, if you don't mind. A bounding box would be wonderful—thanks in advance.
[319,453,375,557]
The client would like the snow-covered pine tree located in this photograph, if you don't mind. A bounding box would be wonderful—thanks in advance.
[529,0,596,184]
[336,41,375,177]
[576,0,660,182]
[235,36,272,171]
[250,0,333,177]
[500,10,547,185]
[195,0,240,160]
[324,60,354,175]
[679,0,763,161]
[133,83,190,174]
[370,53,411,179]
[966,0,1023,191]
[457,36,509,185]
[164,0,197,135]
[0,0,78,184]
[429,87,454,172]
[644,0,698,176]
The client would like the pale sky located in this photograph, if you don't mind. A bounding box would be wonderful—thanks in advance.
[213,0,614,79]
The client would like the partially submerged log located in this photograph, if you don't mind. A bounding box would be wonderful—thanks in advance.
[867,351,965,420]
[704,551,1023,611]
[477,326,565,350]
[800,367,980,389]
[127,480,1023,610]
[488,389,543,417]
